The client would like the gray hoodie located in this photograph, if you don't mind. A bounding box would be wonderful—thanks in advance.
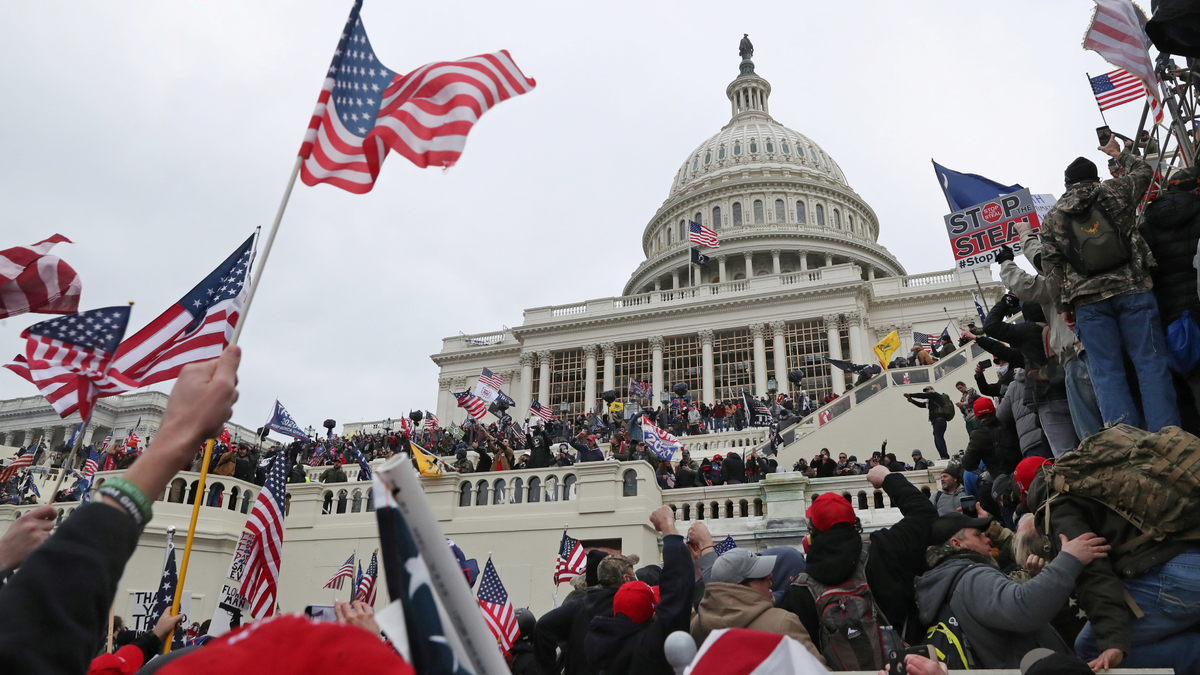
[914,546,1082,669]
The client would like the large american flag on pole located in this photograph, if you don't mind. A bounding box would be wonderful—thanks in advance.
[478,557,519,653]
[298,0,536,193]
[238,454,289,619]
[5,306,136,420]
[454,391,489,421]
[1084,0,1163,123]
[110,235,253,387]
[0,453,34,485]
[1090,68,1153,111]
[554,531,585,584]
[354,551,379,606]
[529,399,554,422]
[912,331,941,352]
[689,220,720,249]
[0,235,81,320]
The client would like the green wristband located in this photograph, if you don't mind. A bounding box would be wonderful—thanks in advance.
[98,477,153,527]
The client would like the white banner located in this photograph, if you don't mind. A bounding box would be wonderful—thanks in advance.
[128,590,191,633]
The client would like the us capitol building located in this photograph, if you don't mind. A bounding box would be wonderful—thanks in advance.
[0,41,1001,624]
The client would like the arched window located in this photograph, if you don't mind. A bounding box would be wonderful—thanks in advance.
[781,141,790,154]
[754,498,764,517]
[242,490,254,513]
[796,201,806,224]
[667,228,673,245]
[186,480,199,505]
[564,474,578,501]
[753,200,764,224]
[680,220,688,241]
[733,143,741,156]
[228,486,240,511]
[873,490,885,509]
[712,206,721,229]
[528,476,541,503]
[718,146,726,160]
[765,140,774,153]
[169,478,186,503]
[336,489,348,514]
[857,491,868,510]
[460,482,472,507]
[774,200,785,223]
[56,510,64,527]
[749,140,757,153]
[511,478,523,504]
[366,489,375,512]
[848,215,854,233]
[692,158,698,171]
[732,203,743,226]
[704,151,711,164]
[207,482,224,508]
[724,501,734,518]
[493,479,507,505]
[697,503,705,520]
[710,502,720,519]
[833,210,841,229]
[682,503,691,520]
[622,470,638,497]
[351,489,363,513]
[545,476,559,502]
[816,204,825,227]
[475,480,489,506]
[739,500,749,517]
[694,212,702,227]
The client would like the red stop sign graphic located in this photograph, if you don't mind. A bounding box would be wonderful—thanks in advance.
[981,202,1003,223]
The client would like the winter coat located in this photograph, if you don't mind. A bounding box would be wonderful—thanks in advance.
[776,473,938,644]
[915,545,1080,669]
[510,639,535,675]
[213,451,237,476]
[319,466,347,483]
[721,453,745,483]
[1000,237,1082,365]
[995,370,1049,458]
[982,298,1067,405]
[1141,189,1200,327]
[534,586,618,675]
[910,347,935,365]
[234,454,256,483]
[964,414,1021,476]
[583,535,692,675]
[929,484,966,516]
[691,583,822,661]
[528,430,553,469]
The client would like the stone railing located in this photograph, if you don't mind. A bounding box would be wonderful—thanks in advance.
[439,329,518,353]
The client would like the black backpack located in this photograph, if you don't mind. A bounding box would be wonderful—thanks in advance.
[1063,198,1131,277]
[932,393,957,421]
[922,566,978,669]
[793,551,903,671]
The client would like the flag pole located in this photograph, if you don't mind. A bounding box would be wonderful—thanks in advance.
[1086,73,1110,127]
[164,438,214,655]
[229,155,304,347]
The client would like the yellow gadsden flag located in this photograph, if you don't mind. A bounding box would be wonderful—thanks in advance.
[873,330,901,369]
[411,442,442,477]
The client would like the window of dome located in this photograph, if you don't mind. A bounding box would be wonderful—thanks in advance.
[796,201,806,223]
[753,200,764,224]
[781,141,790,154]
[749,141,757,154]
[694,212,703,227]
[774,199,785,223]
[766,141,774,153]
[680,220,688,241]
[809,148,818,161]
[848,215,854,233]
[718,146,726,160]
[704,151,711,164]
[833,210,841,229]
[733,143,741,156]
[712,206,721,229]
[815,204,825,227]
[692,158,699,171]
[733,202,743,226]
[667,228,673,245]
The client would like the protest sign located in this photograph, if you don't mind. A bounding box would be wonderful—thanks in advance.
[207,583,250,638]
[226,531,255,583]
[129,590,191,632]
[943,188,1044,271]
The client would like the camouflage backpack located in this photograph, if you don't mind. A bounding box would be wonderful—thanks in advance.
[1042,424,1200,553]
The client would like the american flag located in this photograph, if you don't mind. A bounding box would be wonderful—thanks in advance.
[238,454,289,619]
[5,306,136,420]
[350,443,373,481]
[299,1,536,193]
[478,557,519,653]
[79,446,104,504]
[478,368,503,390]
[455,391,489,420]
[1091,68,1151,111]
[325,552,356,590]
[1084,0,1163,123]
[529,399,554,422]
[689,629,826,675]
[913,331,941,352]
[148,546,183,648]
[689,220,720,249]
[510,425,527,450]
[0,235,81,320]
[714,534,738,556]
[554,531,585,584]
[111,236,253,387]
[423,412,440,432]
[355,551,379,605]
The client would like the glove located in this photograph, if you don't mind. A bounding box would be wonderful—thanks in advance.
[994,244,1016,264]
[1001,292,1022,313]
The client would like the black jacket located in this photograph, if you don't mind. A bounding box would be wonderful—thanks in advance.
[528,429,554,469]
[964,414,1021,476]
[534,585,618,675]
[0,503,141,675]
[1141,190,1200,327]
[982,300,1066,404]
[583,535,691,675]
[233,455,256,483]
[721,453,745,483]
[777,473,937,644]
[511,638,536,675]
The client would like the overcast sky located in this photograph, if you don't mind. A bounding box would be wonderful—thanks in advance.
[0,1,1158,434]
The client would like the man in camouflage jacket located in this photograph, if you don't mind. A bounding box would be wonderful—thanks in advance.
[1038,136,1179,432]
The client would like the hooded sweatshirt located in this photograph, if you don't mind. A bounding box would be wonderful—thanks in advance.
[691,582,822,661]
[915,545,1081,669]
[534,585,618,675]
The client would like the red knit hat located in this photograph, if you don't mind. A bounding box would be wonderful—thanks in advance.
[1014,457,1052,494]
[806,492,856,532]
[613,580,657,624]
[972,397,996,416]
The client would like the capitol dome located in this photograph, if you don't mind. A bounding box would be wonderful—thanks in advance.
[624,41,905,295]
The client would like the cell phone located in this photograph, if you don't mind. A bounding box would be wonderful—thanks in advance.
[979,359,992,369]
[887,645,937,675]
[1097,125,1112,146]
[304,604,337,622]
[960,496,978,518]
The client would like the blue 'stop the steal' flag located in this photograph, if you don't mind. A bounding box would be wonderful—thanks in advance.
[932,160,1023,212]
[265,400,308,440]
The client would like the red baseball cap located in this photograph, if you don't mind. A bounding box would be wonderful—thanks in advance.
[972,397,996,416]
[806,492,856,532]
[1014,457,1052,494]
[587,435,596,441]
[613,581,657,624]
[88,645,144,675]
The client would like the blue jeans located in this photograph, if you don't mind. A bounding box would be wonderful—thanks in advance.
[1074,291,1180,431]
[1075,549,1200,670]
[931,418,949,459]
[1065,352,1104,439]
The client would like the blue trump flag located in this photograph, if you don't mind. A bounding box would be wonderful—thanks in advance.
[931,160,1023,212]
[265,400,308,440]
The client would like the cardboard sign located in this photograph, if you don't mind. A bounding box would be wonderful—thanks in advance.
[128,590,191,633]
[944,188,1043,271]
[226,531,256,583]
[207,583,249,638]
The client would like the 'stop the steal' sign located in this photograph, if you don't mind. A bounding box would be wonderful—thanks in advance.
[943,188,1048,271]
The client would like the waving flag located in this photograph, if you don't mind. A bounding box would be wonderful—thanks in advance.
[1090,68,1153,112]
[689,220,720,249]
[411,442,443,477]
[931,161,1022,213]
[455,391,489,420]
[299,0,536,193]
[1084,0,1163,123]
[265,400,308,440]
[350,443,373,481]
[355,551,379,606]
[111,235,254,387]
[689,628,827,675]
[554,531,585,584]
[912,331,941,352]
[21,473,39,500]
[238,453,289,619]
[478,557,519,654]
[529,399,554,422]
[79,446,104,504]
[714,534,738,556]
[324,552,356,590]
[0,454,33,486]
[641,416,682,461]
[149,547,183,649]
[398,416,414,437]
[0,235,81,320]
[423,412,440,432]
[474,369,501,403]
[5,306,136,420]
[743,392,772,427]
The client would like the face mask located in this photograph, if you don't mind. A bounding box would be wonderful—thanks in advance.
[996,365,1009,376]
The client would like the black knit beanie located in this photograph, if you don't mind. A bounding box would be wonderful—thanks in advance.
[585,549,609,587]
[1064,156,1099,186]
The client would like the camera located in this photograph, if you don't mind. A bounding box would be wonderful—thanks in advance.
[979,359,992,369]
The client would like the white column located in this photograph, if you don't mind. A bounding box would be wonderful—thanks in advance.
[602,342,615,394]
[653,279,661,291]
[750,323,769,397]
[537,351,552,406]
[744,252,754,278]
[825,314,845,395]
[771,321,789,397]
[436,378,453,423]
[825,252,834,267]
[650,336,664,404]
[519,352,534,418]
[771,249,781,275]
[584,345,598,413]
[847,312,864,364]
[799,250,808,272]
[700,330,715,405]
[717,255,727,283]
[867,267,876,280]
[671,272,680,289]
